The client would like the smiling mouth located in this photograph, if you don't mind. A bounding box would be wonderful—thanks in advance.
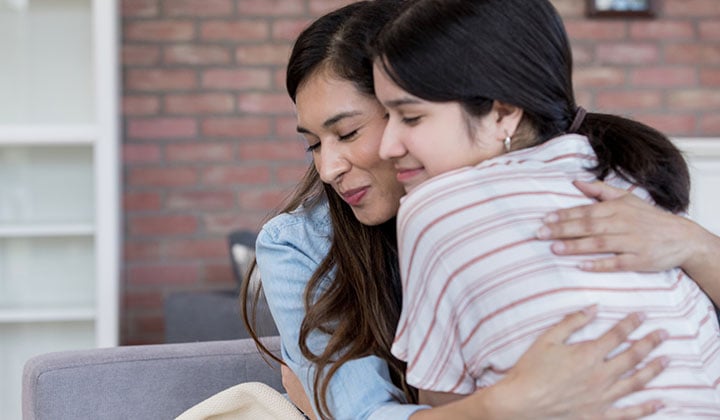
[395,168,424,184]
[341,187,369,206]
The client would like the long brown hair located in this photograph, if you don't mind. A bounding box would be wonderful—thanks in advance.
[240,1,416,418]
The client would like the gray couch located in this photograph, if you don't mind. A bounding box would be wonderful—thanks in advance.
[22,336,282,420]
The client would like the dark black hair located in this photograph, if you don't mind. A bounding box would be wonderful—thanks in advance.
[375,0,689,213]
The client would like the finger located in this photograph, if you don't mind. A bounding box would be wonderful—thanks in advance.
[573,180,629,202]
[539,305,598,344]
[593,312,646,356]
[608,355,669,404]
[577,255,648,273]
[605,329,668,378]
[549,233,630,254]
[538,215,624,240]
[604,399,665,420]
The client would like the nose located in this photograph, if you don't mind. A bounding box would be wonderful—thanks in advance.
[316,141,350,184]
[379,118,406,160]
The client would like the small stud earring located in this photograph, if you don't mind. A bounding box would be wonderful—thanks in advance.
[503,135,512,152]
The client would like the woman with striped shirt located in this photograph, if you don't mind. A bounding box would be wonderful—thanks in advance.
[373,0,720,416]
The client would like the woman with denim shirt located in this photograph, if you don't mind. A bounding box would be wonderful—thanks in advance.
[242,1,720,419]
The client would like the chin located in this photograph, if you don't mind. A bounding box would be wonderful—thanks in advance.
[353,209,394,227]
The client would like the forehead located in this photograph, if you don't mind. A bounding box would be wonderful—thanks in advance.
[295,69,380,128]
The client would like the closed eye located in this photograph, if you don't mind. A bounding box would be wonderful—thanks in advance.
[339,130,358,141]
[402,116,421,125]
[306,142,320,152]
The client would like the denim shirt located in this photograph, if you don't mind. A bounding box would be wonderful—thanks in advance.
[255,199,428,420]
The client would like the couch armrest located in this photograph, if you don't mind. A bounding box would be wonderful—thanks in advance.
[22,336,282,420]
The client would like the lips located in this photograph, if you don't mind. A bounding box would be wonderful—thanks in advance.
[395,167,424,184]
[341,186,369,206]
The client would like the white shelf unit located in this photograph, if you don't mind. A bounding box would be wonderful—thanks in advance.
[674,138,720,236]
[0,0,119,418]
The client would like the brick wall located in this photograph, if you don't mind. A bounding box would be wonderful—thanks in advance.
[121,0,720,344]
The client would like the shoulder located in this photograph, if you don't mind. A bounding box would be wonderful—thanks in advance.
[260,199,332,242]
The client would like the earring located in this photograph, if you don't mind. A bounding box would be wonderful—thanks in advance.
[503,135,512,152]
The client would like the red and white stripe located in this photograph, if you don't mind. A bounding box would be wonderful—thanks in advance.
[392,135,720,417]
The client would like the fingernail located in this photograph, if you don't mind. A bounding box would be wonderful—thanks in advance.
[582,304,598,316]
[543,213,559,223]
[653,400,666,411]
[658,330,669,341]
[634,312,647,322]
[551,242,566,253]
[536,226,551,239]
[578,261,593,270]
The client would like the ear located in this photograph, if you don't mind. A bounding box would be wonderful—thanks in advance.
[492,101,524,138]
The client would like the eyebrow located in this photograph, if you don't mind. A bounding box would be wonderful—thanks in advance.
[296,111,363,134]
[383,97,423,108]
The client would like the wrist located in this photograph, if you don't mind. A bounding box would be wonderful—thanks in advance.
[683,220,719,276]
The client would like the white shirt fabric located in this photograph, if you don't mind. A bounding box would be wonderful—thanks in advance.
[393,134,720,417]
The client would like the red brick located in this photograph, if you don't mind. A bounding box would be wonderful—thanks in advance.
[235,44,292,65]
[634,114,697,135]
[596,43,659,64]
[275,116,298,137]
[122,45,161,66]
[165,93,235,115]
[164,238,228,259]
[571,44,593,65]
[701,69,720,86]
[123,143,162,163]
[549,0,585,17]
[630,67,697,87]
[237,189,290,211]
[126,69,197,91]
[129,214,199,236]
[237,0,304,16]
[202,262,236,284]
[564,21,627,40]
[124,192,163,212]
[134,315,165,335]
[276,163,311,184]
[308,0,356,15]
[699,21,720,40]
[200,20,269,41]
[203,213,266,234]
[668,90,720,109]
[166,191,236,210]
[572,67,625,87]
[272,18,312,41]
[165,142,236,162]
[596,91,662,110]
[126,263,199,284]
[128,117,198,140]
[202,166,271,185]
[237,93,294,114]
[664,0,720,17]
[163,45,232,65]
[574,90,594,110]
[700,113,720,134]
[274,68,287,90]
[629,22,694,40]
[124,21,195,42]
[128,167,198,187]
[123,95,160,116]
[124,241,164,262]
[202,69,271,90]
[162,0,233,17]
[122,0,159,17]
[202,117,272,138]
[123,291,164,310]
[238,140,305,160]
[666,44,720,64]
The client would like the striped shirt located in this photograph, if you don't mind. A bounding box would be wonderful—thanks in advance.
[392,134,720,417]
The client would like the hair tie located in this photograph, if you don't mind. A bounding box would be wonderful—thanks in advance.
[568,106,587,133]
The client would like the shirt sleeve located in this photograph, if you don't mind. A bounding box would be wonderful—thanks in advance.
[255,218,429,420]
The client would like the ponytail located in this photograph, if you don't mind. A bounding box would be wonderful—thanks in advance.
[576,113,690,213]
